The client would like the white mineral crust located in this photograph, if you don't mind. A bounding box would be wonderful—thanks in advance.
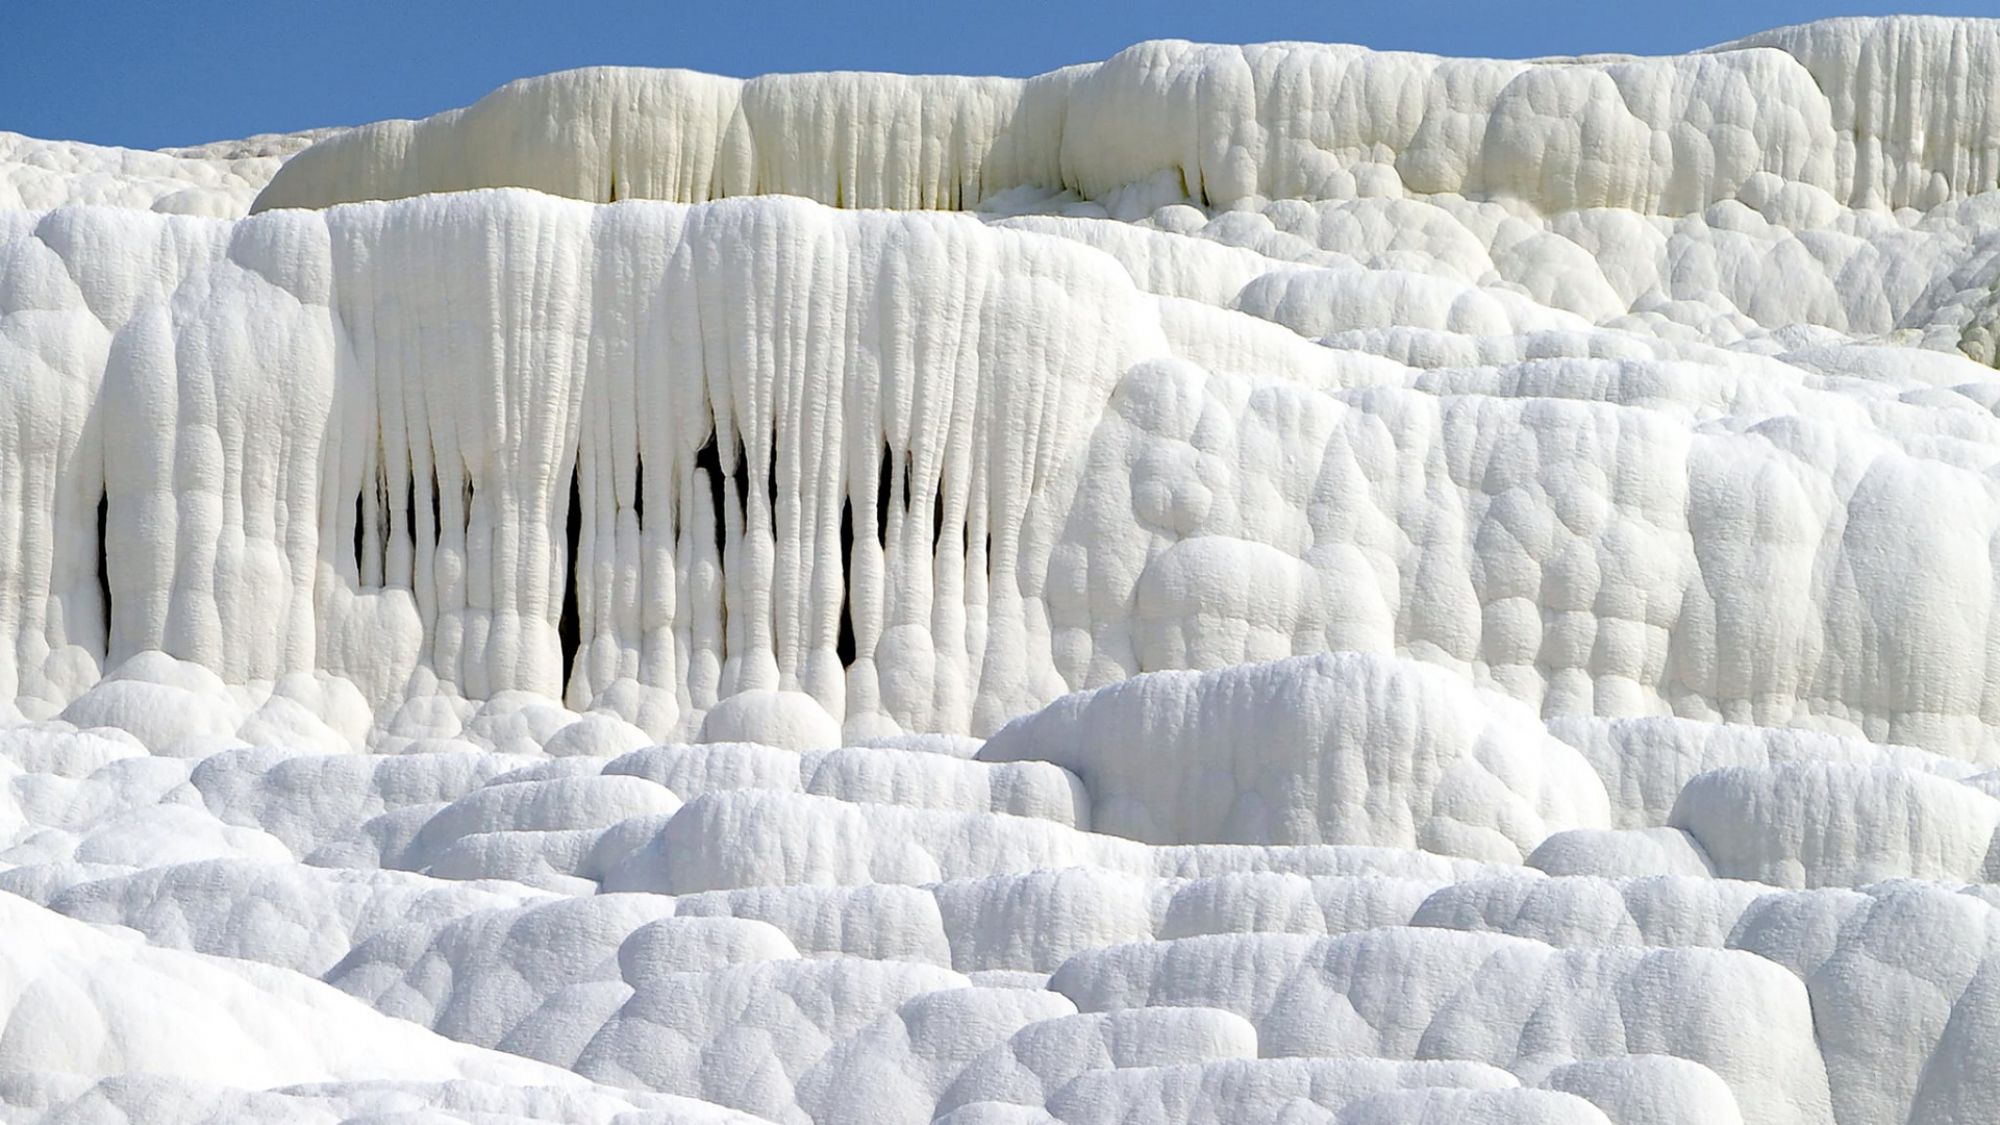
[7,15,2000,1123]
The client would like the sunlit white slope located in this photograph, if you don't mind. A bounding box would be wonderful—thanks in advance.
[258,16,2000,216]
[0,893,766,1123]
[11,178,2000,752]
[8,15,2000,1125]
[1,130,323,217]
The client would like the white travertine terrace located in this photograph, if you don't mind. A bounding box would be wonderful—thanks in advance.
[9,15,2000,1124]
[251,17,2000,217]
[0,129,328,216]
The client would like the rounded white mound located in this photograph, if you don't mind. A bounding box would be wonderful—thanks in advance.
[9,15,2000,1125]
[979,651,1610,861]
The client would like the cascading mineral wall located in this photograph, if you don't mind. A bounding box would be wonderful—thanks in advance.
[20,17,2000,1125]
[10,179,2000,755]
[253,17,2000,217]
[1,193,1157,739]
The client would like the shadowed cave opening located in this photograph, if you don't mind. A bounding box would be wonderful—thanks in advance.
[401,475,417,560]
[875,443,892,549]
[838,498,857,668]
[95,492,111,653]
[352,467,395,586]
[632,452,644,530]
[558,464,583,698]
[694,431,727,570]
[730,433,749,530]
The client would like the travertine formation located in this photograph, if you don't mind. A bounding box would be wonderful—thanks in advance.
[7,16,2000,1124]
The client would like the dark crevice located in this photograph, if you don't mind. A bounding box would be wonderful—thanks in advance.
[352,490,366,575]
[95,492,111,652]
[363,462,389,583]
[901,451,913,512]
[730,432,749,525]
[632,452,645,531]
[765,431,778,532]
[875,443,892,549]
[837,497,857,668]
[932,486,945,552]
[461,475,474,535]
[694,431,727,569]
[558,465,582,697]
[403,473,418,551]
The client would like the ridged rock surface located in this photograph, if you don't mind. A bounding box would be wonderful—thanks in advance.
[7,16,2000,1124]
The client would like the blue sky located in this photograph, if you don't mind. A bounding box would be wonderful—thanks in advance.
[10,2,1998,149]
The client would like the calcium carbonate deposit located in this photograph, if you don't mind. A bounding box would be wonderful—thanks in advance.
[9,14,2000,1123]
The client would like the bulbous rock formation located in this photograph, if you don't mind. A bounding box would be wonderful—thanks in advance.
[8,15,2000,1124]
